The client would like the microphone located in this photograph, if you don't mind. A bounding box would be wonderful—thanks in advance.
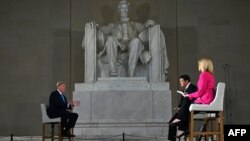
[223,64,230,68]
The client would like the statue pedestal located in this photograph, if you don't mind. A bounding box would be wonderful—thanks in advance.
[73,77,172,138]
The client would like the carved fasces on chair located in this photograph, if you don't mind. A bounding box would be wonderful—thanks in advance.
[82,23,169,82]
[148,25,169,82]
[83,22,97,83]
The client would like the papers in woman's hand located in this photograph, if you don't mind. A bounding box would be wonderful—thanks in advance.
[177,90,185,96]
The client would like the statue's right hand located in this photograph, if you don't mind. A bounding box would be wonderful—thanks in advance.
[86,21,98,29]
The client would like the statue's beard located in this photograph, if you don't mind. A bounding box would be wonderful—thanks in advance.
[120,15,129,22]
[121,13,128,17]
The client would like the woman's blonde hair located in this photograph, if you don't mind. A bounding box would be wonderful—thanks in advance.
[198,57,214,73]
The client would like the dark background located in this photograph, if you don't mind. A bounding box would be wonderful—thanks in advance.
[0,0,249,135]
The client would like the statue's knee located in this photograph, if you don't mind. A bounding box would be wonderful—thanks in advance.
[106,36,116,43]
[131,38,140,44]
[105,36,117,50]
[129,38,143,49]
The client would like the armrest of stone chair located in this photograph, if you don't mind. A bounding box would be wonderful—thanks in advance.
[84,24,97,82]
[139,24,167,82]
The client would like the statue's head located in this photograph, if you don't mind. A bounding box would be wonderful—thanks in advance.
[117,0,130,18]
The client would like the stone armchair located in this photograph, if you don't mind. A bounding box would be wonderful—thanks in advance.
[82,24,169,83]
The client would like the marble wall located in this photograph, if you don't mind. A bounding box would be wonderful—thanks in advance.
[73,78,171,137]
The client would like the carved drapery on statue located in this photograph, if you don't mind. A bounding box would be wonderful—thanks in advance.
[82,24,169,83]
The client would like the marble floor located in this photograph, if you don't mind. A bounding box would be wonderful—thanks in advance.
[0,136,170,141]
[0,137,214,141]
[0,135,213,141]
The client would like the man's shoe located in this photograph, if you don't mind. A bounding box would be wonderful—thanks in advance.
[110,71,117,76]
[174,130,188,139]
[62,131,76,137]
[69,133,76,137]
[174,132,185,139]
[62,131,71,137]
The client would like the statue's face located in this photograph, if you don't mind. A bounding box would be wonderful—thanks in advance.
[118,3,128,18]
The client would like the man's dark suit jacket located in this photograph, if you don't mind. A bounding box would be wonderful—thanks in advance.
[176,83,198,129]
[178,83,198,108]
[168,83,198,141]
[47,90,69,118]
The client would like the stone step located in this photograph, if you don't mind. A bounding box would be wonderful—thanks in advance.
[74,135,169,141]
[75,77,169,91]
[0,136,169,141]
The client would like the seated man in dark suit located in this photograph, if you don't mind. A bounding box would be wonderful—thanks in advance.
[47,81,78,137]
[168,74,198,141]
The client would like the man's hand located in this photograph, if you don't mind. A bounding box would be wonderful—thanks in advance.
[173,107,180,111]
[69,100,80,107]
[69,100,75,107]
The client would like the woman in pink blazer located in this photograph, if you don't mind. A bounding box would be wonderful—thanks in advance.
[169,57,216,138]
[185,57,216,104]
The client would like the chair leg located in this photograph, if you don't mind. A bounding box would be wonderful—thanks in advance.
[215,114,220,141]
[184,135,187,141]
[42,124,45,141]
[219,112,224,141]
[208,117,214,141]
[58,123,62,141]
[51,124,55,141]
[202,118,207,141]
[69,128,73,141]
[189,111,194,141]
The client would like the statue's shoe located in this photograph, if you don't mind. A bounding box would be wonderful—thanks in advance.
[110,71,117,76]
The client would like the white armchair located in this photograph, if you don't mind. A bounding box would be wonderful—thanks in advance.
[40,103,62,141]
[189,82,226,141]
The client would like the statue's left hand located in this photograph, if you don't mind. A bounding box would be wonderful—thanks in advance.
[145,20,155,27]
[86,21,98,29]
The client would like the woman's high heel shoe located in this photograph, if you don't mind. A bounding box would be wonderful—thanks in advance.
[169,121,181,126]
[169,119,181,126]
[175,132,185,138]
[175,131,188,140]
